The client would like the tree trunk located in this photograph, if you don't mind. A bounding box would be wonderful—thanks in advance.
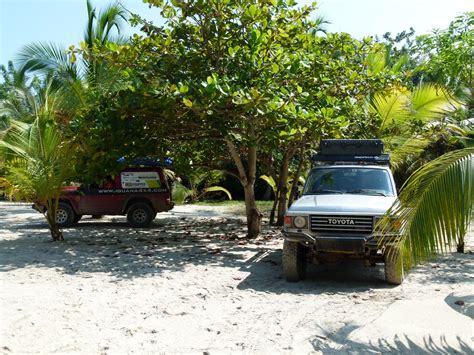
[269,189,279,225]
[244,183,262,238]
[44,199,64,241]
[226,138,262,238]
[276,154,290,226]
[288,153,305,208]
[45,212,64,241]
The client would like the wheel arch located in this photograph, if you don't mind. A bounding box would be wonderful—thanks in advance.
[57,199,79,215]
[123,197,155,214]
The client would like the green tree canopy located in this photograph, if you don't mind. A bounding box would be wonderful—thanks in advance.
[95,0,400,235]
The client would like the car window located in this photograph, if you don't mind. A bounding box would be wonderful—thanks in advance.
[303,167,394,196]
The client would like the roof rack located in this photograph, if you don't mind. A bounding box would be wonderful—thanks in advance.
[312,153,390,165]
[312,139,390,166]
[117,157,173,167]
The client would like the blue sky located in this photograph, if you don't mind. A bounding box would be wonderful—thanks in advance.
[0,0,472,67]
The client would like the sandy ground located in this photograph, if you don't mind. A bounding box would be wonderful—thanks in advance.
[0,201,472,354]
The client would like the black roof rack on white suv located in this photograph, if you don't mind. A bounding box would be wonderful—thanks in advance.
[312,139,390,166]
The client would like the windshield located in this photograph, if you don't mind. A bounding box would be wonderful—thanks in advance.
[303,167,395,196]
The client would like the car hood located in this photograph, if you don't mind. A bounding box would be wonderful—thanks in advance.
[288,194,397,215]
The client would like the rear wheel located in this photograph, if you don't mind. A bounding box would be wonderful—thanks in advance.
[282,240,308,282]
[384,246,404,285]
[127,202,154,227]
[56,202,75,228]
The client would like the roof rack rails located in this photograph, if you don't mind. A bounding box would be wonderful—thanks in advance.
[117,157,173,167]
[320,139,384,155]
[312,153,390,165]
[313,139,390,166]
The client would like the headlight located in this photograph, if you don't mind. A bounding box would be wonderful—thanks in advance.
[374,216,401,233]
[293,216,307,229]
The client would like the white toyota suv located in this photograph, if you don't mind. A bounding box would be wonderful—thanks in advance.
[282,140,404,284]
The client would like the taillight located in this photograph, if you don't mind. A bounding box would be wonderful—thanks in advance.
[284,216,292,227]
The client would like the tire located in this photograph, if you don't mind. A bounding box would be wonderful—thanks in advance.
[127,202,154,227]
[73,214,82,223]
[56,202,75,228]
[384,246,404,285]
[282,240,308,282]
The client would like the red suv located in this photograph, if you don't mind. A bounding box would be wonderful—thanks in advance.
[35,167,174,227]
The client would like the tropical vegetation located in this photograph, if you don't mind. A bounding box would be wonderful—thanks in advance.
[0,0,472,269]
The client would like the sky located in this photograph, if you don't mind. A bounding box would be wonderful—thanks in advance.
[0,0,473,67]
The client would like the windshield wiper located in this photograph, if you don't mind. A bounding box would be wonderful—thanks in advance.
[311,189,345,194]
[347,189,387,197]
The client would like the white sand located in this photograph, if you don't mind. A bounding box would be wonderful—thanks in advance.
[0,202,472,354]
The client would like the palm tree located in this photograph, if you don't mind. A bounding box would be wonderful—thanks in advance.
[369,83,460,169]
[0,95,73,241]
[14,0,128,120]
[378,148,473,267]
[0,1,127,240]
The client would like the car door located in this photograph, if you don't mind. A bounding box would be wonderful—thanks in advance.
[76,180,123,215]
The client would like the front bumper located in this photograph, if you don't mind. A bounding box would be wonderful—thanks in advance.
[283,230,401,253]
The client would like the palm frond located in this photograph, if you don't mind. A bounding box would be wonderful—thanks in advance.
[410,84,458,122]
[1,116,72,200]
[201,186,232,200]
[379,148,473,265]
[391,54,409,73]
[16,42,78,80]
[385,136,431,170]
[93,2,127,45]
[367,48,386,75]
[84,0,97,48]
[259,174,277,195]
[370,90,410,128]
[172,181,192,204]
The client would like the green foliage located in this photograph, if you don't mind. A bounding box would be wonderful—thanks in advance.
[0,113,73,241]
[12,0,129,127]
[172,181,192,204]
[106,0,403,234]
[202,186,232,200]
[172,169,231,204]
[378,148,473,265]
[414,12,473,111]
[259,175,277,195]
[369,83,459,170]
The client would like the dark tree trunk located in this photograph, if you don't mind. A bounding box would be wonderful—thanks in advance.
[226,138,262,238]
[244,183,262,238]
[276,153,290,226]
[45,211,64,241]
[269,190,279,225]
[288,152,305,208]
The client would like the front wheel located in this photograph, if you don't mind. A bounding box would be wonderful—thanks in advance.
[384,246,404,285]
[56,202,75,228]
[282,240,308,282]
[127,202,154,227]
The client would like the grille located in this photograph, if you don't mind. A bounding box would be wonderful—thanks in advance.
[310,215,373,234]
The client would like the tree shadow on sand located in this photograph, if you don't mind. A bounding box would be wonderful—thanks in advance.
[236,247,473,296]
[0,214,269,279]
[237,248,395,295]
[310,322,473,354]
[2,205,472,294]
